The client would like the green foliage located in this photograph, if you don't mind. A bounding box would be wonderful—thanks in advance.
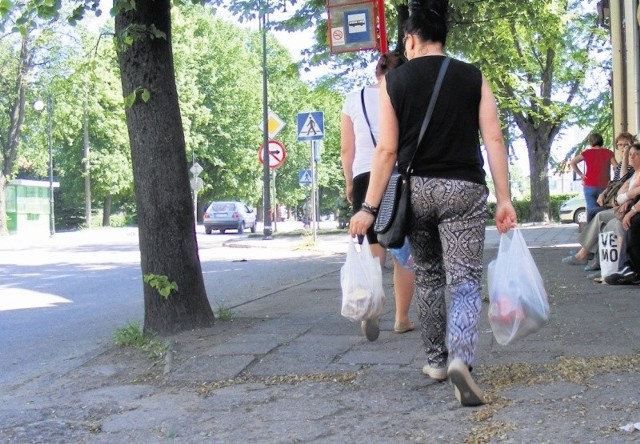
[107,212,128,227]
[143,274,179,299]
[13,23,133,229]
[116,23,167,51]
[488,193,578,223]
[124,87,151,108]
[111,0,136,16]
[114,321,169,362]
[172,6,263,206]
[447,1,609,130]
[114,322,148,347]
[172,5,345,213]
[216,304,233,321]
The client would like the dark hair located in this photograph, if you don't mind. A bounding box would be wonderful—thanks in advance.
[375,51,406,77]
[404,0,448,46]
[588,133,604,147]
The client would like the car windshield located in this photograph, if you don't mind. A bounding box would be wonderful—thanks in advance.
[212,203,235,212]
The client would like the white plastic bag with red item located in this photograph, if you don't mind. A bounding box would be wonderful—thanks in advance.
[340,237,385,322]
[487,229,550,345]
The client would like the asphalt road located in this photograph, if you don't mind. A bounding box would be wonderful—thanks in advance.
[0,225,344,390]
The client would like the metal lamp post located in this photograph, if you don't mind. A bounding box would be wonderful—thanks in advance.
[33,95,55,236]
[260,0,273,239]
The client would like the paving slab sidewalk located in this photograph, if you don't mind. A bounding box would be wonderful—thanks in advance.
[2,224,640,443]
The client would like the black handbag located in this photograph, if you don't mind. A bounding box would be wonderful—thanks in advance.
[374,172,409,248]
[374,57,450,248]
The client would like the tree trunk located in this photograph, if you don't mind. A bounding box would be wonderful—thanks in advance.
[115,2,214,335]
[102,194,111,227]
[522,128,553,222]
[0,33,30,236]
[83,92,91,228]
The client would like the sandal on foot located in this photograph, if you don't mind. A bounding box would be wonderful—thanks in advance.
[394,321,416,333]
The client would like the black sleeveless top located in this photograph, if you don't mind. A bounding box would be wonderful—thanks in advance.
[385,55,486,185]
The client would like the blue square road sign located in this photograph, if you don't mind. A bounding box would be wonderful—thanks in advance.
[297,112,324,141]
[298,169,313,185]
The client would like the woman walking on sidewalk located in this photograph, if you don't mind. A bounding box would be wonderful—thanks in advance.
[341,52,416,341]
[349,0,516,407]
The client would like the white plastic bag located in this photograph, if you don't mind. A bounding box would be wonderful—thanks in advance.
[598,231,619,278]
[487,229,550,345]
[340,237,385,322]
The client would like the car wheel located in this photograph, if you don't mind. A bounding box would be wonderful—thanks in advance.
[574,208,587,224]
[250,222,256,233]
[220,229,226,234]
[205,227,212,234]
[238,221,245,234]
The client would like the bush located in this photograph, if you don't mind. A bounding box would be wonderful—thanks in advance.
[55,206,86,231]
[487,193,578,223]
[109,213,128,227]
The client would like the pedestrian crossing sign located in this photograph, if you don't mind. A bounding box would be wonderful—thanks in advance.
[298,169,312,185]
[297,112,324,141]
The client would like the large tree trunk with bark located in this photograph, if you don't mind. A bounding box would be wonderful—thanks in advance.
[519,122,557,222]
[115,2,215,335]
[527,139,552,222]
[513,83,561,223]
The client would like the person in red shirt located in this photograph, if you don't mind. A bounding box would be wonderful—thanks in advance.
[570,133,618,222]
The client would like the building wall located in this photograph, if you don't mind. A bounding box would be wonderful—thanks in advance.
[610,1,640,138]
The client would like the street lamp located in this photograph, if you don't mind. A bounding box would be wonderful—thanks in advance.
[260,0,273,239]
[33,95,55,236]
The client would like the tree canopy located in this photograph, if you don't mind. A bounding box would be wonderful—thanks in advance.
[267,0,612,220]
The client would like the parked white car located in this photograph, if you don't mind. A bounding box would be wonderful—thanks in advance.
[559,195,587,224]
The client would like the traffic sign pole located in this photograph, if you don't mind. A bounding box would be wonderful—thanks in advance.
[377,0,387,54]
[311,142,317,241]
[261,11,272,239]
[297,111,324,240]
[190,162,204,227]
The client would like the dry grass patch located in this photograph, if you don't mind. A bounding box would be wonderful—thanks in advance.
[197,372,359,396]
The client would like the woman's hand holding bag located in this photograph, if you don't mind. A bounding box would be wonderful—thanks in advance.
[340,237,385,322]
[487,228,550,345]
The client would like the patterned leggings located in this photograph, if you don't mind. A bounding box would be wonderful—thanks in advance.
[408,177,489,368]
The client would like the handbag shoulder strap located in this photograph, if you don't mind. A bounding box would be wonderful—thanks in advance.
[406,57,450,175]
[360,88,377,147]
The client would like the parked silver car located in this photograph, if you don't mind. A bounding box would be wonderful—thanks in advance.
[203,201,257,234]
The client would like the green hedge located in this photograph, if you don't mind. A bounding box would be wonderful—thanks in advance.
[487,193,579,223]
